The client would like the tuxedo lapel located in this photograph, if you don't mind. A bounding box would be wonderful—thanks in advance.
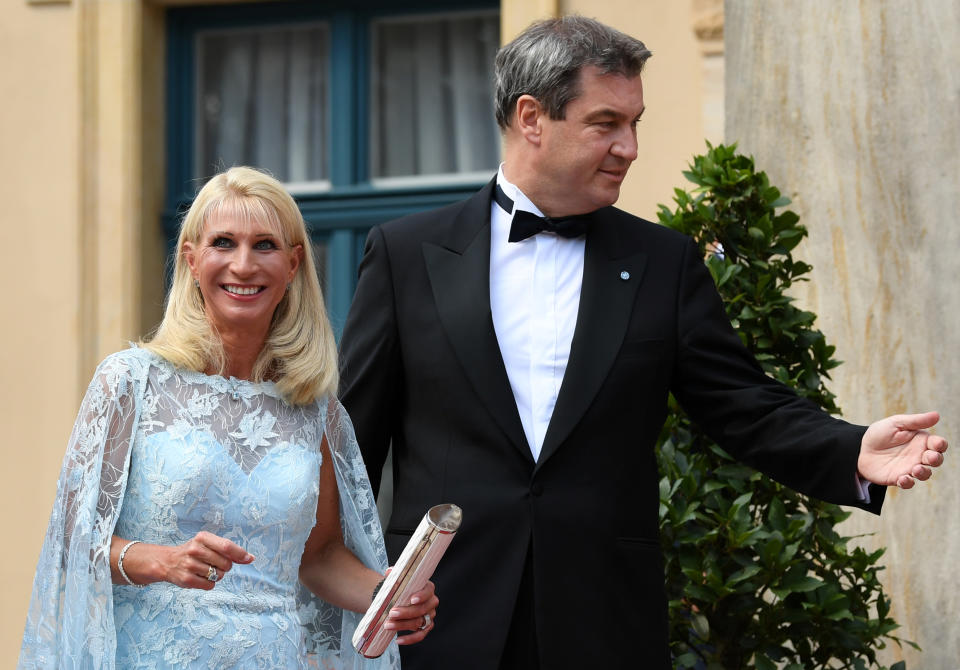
[537,210,648,469]
[422,180,532,462]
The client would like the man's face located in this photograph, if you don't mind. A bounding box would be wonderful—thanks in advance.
[533,67,644,217]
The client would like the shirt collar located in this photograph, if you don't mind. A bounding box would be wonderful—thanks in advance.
[496,164,546,218]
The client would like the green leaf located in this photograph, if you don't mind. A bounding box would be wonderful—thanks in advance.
[691,613,710,640]
[731,491,753,510]
[783,573,824,593]
[701,480,727,494]
[659,477,670,500]
[727,564,762,586]
[761,535,784,567]
[825,608,854,621]
[685,583,715,602]
[767,499,787,535]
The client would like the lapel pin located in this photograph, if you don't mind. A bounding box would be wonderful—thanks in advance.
[620,270,631,281]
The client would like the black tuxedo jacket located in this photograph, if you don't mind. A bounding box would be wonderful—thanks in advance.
[339,179,883,670]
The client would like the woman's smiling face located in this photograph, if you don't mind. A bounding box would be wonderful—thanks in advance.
[184,211,302,340]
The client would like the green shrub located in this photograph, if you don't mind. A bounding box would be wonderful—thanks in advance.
[656,142,915,670]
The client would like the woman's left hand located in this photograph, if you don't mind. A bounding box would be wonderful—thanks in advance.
[382,580,438,645]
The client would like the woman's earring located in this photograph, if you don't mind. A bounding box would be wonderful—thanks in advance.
[194,279,200,288]
[286,282,291,292]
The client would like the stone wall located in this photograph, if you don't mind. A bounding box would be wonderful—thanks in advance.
[726,1,960,666]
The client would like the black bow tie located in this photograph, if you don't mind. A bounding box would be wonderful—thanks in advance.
[494,184,592,243]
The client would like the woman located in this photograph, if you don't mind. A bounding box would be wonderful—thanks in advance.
[20,166,436,669]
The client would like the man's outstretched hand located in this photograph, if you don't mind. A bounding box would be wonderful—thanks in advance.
[858,411,948,489]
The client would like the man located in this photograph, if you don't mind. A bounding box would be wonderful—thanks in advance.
[339,16,948,670]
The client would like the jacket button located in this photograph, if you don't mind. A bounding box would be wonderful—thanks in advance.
[531,483,544,497]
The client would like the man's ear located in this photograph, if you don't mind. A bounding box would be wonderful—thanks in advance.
[514,95,544,146]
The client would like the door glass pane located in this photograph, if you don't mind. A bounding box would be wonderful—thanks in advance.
[196,23,330,189]
[370,11,500,182]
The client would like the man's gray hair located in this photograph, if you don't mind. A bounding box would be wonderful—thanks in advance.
[494,15,651,130]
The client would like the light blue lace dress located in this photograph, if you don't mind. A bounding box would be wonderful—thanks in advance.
[20,348,399,670]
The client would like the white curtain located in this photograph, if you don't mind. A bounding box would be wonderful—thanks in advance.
[371,13,501,179]
[196,24,329,184]
[195,14,499,184]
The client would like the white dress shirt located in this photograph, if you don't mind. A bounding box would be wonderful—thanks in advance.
[489,166,585,461]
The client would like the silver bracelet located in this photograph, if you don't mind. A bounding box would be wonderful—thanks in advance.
[118,540,145,587]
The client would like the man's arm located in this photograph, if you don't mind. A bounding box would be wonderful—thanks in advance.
[339,225,403,496]
[671,238,949,504]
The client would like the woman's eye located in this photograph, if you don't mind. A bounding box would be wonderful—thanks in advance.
[211,237,233,248]
[254,239,278,250]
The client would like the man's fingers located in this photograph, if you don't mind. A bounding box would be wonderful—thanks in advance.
[922,450,944,467]
[894,411,940,432]
[897,474,916,489]
[911,465,932,481]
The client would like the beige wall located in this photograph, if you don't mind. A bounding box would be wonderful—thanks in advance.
[1,1,83,662]
[3,0,716,665]
[726,1,960,666]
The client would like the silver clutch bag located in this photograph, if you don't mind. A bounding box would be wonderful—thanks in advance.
[352,503,463,658]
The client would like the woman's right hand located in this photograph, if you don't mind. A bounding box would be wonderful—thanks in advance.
[158,531,256,590]
[114,532,255,589]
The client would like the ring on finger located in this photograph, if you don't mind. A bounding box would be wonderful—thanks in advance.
[206,565,219,582]
[418,613,431,631]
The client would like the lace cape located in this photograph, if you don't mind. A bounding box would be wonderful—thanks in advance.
[19,348,399,669]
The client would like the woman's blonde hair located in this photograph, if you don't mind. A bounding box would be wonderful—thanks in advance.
[143,166,337,405]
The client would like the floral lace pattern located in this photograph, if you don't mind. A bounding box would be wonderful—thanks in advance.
[20,348,398,670]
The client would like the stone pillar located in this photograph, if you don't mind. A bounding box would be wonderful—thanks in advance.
[726,2,960,666]
[692,0,724,145]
